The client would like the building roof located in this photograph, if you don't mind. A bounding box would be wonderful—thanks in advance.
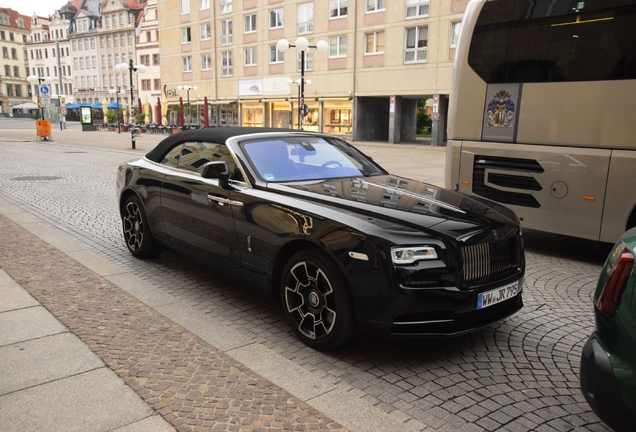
[0,7,32,30]
[125,0,148,10]
[59,2,79,15]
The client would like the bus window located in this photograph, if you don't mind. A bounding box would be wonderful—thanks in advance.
[468,0,636,83]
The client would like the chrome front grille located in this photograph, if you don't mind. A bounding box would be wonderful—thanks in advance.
[461,238,514,286]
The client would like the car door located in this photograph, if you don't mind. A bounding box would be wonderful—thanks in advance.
[160,140,242,269]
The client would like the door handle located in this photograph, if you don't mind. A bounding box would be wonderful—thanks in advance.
[207,194,243,207]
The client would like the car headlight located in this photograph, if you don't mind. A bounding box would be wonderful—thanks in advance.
[391,246,438,264]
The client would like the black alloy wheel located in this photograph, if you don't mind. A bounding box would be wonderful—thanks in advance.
[122,195,161,258]
[281,249,357,350]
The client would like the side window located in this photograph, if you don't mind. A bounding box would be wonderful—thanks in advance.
[161,144,184,168]
[176,141,243,181]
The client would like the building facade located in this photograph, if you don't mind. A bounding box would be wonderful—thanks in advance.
[157,0,467,141]
[0,8,32,114]
[136,0,161,122]
[27,8,74,109]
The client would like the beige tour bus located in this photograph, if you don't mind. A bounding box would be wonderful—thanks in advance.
[446,0,636,243]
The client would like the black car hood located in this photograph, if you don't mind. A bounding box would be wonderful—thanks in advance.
[265,175,520,242]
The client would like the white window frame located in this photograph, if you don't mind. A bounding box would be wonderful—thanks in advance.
[406,0,430,18]
[366,0,386,13]
[365,31,385,54]
[244,47,256,67]
[297,3,314,34]
[222,51,233,77]
[201,53,212,70]
[181,27,191,44]
[329,35,347,58]
[221,19,233,45]
[200,0,210,10]
[180,0,190,14]
[330,0,348,19]
[269,45,284,64]
[220,0,232,15]
[244,14,256,34]
[269,8,284,30]
[404,26,428,63]
[182,55,192,72]
[450,21,461,48]
[200,23,211,40]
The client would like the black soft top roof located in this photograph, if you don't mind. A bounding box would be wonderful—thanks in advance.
[145,127,297,163]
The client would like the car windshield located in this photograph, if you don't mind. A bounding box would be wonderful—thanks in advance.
[241,136,385,182]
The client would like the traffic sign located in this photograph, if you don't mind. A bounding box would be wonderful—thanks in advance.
[41,97,51,106]
[39,85,51,96]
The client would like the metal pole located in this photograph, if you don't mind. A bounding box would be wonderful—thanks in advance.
[117,88,121,133]
[55,40,63,131]
[297,84,300,129]
[187,89,190,129]
[300,51,305,131]
[128,59,135,149]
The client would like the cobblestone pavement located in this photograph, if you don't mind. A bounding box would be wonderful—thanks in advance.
[0,137,614,432]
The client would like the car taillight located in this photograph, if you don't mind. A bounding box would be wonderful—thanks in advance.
[597,249,634,317]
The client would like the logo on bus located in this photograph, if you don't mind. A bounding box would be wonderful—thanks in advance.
[486,90,516,128]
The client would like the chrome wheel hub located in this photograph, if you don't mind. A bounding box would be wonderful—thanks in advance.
[284,261,337,340]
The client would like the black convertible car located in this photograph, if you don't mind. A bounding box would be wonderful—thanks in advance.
[117,128,525,349]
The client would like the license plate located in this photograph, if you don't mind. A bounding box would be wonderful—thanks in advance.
[477,281,519,310]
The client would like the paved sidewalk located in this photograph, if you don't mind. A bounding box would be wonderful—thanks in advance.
[0,210,348,432]
[0,270,175,432]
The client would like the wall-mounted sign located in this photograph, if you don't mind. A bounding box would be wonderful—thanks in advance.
[239,79,263,96]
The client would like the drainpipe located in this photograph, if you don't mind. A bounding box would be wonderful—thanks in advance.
[351,0,358,141]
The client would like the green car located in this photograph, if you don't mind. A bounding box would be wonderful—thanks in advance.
[581,227,636,432]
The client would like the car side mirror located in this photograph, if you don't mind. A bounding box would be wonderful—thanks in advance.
[201,161,230,188]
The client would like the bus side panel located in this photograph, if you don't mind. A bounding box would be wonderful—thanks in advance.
[518,81,636,150]
[445,139,463,190]
[456,142,611,241]
[601,151,636,243]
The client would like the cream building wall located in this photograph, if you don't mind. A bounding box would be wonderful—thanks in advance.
[157,0,468,140]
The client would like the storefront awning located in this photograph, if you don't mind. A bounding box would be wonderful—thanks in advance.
[208,100,237,105]
[318,97,352,101]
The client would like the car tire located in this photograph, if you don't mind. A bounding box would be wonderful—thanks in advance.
[281,248,357,350]
[122,195,162,258]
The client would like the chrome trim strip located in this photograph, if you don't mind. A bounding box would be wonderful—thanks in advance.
[393,319,455,325]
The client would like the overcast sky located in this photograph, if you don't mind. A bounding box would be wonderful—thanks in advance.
[6,0,62,18]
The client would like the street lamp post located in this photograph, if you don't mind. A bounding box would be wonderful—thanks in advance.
[27,75,53,120]
[108,87,125,133]
[276,37,328,130]
[286,79,311,129]
[115,60,146,149]
[178,85,198,128]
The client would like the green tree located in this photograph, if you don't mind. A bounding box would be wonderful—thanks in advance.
[416,99,432,135]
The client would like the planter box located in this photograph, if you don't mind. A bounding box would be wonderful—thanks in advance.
[172,128,182,134]
[120,126,129,132]
[109,126,116,132]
